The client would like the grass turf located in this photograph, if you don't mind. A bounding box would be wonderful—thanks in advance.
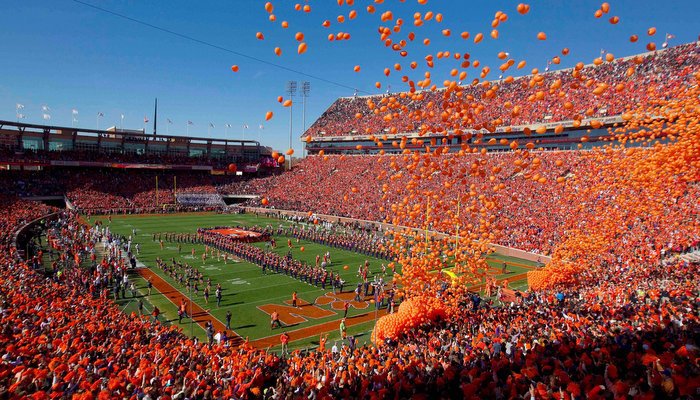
[89,212,534,349]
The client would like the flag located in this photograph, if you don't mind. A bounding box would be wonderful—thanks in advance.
[72,109,78,115]
[666,33,675,39]
[16,103,24,110]
[97,112,104,117]
[121,114,125,119]
[243,124,249,129]
[187,120,194,125]
[42,114,51,120]
[144,116,149,123]
[225,123,231,128]
[41,105,50,112]
[167,118,173,124]
[209,122,215,128]
[259,124,264,130]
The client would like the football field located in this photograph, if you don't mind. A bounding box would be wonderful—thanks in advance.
[90,212,536,350]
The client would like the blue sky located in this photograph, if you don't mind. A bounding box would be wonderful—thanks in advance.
[1,0,698,153]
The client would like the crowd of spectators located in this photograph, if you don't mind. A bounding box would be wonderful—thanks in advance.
[252,151,699,257]
[305,43,699,138]
[0,169,248,212]
[0,198,697,398]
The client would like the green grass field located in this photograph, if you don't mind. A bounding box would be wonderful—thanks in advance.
[88,212,535,350]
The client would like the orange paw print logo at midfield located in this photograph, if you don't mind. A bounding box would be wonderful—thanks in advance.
[314,292,369,311]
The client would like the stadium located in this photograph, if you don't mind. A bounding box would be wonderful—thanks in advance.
[1,1,699,399]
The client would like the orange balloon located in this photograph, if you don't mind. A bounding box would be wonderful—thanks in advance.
[354,65,361,72]
[300,246,305,252]
[298,42,308,54]
[261,198,269,205]
[277,155,285,164]
[283,99,292,107]
[537,32,547,40]
[516,3,530,14]
[295,32,304,41]
[286,148,294,156]
[274,47,282,56]
[231,65,239,72]
[256,32,264,40]
[343,265,349,270]
[265,111,273,121]
[264,2,273,13]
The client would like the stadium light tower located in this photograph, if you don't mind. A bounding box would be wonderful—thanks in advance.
[286,81,297,165]
[301,81,310,157]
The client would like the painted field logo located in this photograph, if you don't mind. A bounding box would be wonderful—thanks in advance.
[258,299,334,326]
[314,291,369,311]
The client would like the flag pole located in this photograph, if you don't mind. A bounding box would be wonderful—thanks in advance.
[155,175,159,206]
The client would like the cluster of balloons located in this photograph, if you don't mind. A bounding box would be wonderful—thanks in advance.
[371,296,448,344]
[528,78,700,289]
[247,1,699,339]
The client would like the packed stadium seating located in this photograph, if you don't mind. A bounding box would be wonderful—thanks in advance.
[0,199,697,398]
[250,152,699,257]
[4,169,241,213]
[305,43,699,138]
